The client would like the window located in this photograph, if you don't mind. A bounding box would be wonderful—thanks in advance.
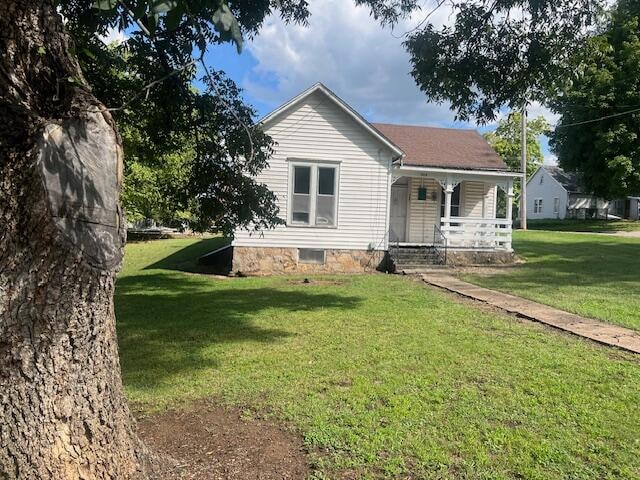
[292,166,311,223]
[553,197,560,214]
[289,162,339,227]
[316,167,336,226]
[534,198,543,214]
[298,248,326,264]
[440,184,461,217]
[540,175,544,185]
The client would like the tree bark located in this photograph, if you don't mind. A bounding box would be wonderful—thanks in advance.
[0,1,151,478]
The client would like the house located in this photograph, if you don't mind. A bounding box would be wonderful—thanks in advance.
[526,165,610,220]
[231,83,521,275]
[611,196,640,220]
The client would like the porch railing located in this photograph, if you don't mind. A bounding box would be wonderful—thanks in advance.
[440,217,512,251]
[433,224,448,265]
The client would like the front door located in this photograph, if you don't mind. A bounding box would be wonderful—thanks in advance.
[389,185,408,242]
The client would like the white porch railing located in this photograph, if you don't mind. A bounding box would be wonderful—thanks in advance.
[440,217,512,251]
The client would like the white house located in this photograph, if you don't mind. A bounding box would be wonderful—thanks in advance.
[526,165,610,220]
[231,83,521,274]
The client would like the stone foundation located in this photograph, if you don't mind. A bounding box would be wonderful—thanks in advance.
[232,246,388,275]
[446,249,517,266]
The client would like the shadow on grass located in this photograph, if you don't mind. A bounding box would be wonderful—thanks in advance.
[115,271,363,393]
[145,237,231,274]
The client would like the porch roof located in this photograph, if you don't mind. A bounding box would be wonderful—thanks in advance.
[373,123,507,171]
[394,165,522,180]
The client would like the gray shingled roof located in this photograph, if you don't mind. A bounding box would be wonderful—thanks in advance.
[542,165,584,193]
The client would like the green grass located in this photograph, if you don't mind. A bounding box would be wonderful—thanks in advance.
[527,219,640,232]
[463,231,640,331]
[116,238,640,479]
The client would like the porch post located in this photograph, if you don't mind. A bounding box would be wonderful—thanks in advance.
[506,179,514,251]
[506,179,514,223]
[443,179,453,228]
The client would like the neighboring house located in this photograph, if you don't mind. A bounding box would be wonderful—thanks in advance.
[526,165,610,220]
[231,83,521,275]
[611,196,640,220]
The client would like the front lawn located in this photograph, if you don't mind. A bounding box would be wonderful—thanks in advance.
[463,231,640,331]
[116,239,640,479]
[527,219,640,233]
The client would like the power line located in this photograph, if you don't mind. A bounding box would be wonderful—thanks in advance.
[554,106,640,129]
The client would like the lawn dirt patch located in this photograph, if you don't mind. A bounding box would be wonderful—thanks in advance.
[137,400,310,479]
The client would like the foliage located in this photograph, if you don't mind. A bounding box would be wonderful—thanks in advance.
[404,0,606,123]
[484,112,549,177]
[58,0,426,233]
[121,149,193,226]
[549,0,640,198]
[116,238,640,478]
[464,230,640,330]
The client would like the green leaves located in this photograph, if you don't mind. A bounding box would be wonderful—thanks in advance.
[92,0,117,11]
[549,2,640,198]
[212,3,243,53]
[164,6,183,31]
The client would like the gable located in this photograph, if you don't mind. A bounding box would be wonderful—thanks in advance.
[261,83,403,158]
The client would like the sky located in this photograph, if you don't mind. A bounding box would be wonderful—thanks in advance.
[107,0,560,163]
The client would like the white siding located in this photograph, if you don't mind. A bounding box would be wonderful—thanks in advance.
[407,177,440,243]
[404,179,499,243]
[568,194,610,210]
[233,90,395,250]
[462,181,496,218]
[526,167,568,219]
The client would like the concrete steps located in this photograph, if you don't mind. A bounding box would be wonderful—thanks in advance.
[390,246,445,272]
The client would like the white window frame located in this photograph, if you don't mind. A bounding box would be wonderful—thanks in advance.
[287,159,340,228]
[553,197,560,214]
[534,198,543,214]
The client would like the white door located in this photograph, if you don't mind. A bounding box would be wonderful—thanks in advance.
[389,186,408,242]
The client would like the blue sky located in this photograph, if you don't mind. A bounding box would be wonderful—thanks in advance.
[106,0,558,163]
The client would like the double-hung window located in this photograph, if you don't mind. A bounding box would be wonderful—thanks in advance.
[534,198,543,214]
[289,162,339,227]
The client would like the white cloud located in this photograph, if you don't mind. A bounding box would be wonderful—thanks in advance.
[243,0,469,128]
[99,27,127,45]
[527,101,560,128]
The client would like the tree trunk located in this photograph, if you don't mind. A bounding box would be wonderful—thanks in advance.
[0,2,151,478]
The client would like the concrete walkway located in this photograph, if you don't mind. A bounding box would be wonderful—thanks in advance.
[422,273,640,354]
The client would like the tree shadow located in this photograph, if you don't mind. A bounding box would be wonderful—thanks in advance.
[115,271,363,393]
[144,237,231,273]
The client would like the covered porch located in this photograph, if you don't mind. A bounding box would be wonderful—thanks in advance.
[388,166,521,252]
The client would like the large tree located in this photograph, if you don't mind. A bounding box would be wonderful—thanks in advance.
[0,0,614,477]
[0,1,419,478]
[550,0,640,198]
[404,0,606,123]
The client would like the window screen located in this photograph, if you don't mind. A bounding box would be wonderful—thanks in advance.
[298,248,325,264]
[316,167,336,226]
[292,166,311,223]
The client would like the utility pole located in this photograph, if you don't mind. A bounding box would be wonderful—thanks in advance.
[520,109,528,230]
